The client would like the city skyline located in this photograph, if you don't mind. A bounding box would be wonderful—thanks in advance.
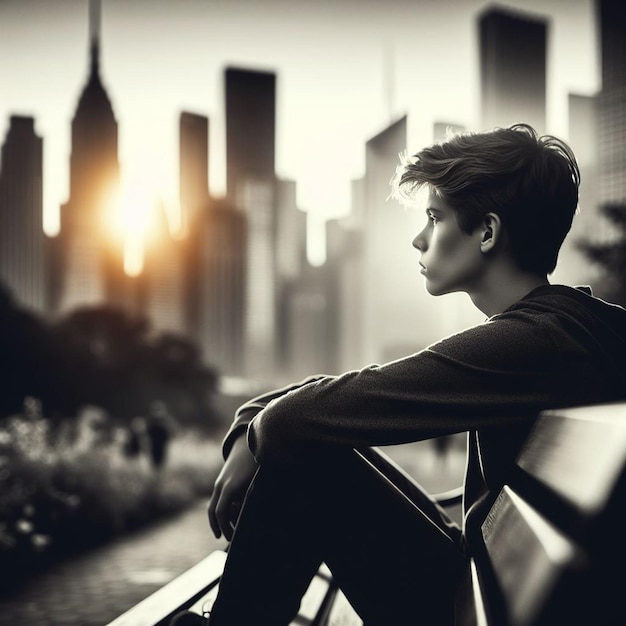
[1,0,622,390]
[1,0,598,263]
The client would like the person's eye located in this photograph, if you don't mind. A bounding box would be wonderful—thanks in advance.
[427,212,439,224]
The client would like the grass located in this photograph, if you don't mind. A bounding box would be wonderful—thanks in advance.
[0,411,224,592]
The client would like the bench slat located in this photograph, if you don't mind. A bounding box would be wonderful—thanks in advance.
[517,403,626,517]
[455,560,490,626]
[481,486,586,626]
[106,550,227,626]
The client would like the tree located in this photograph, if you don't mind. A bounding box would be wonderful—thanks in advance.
[0,282,54,417]
[147,332,219,428]
[578,203,626,307]
[51,305,220,430]
[0,295,221,431]
[52,306,151,418]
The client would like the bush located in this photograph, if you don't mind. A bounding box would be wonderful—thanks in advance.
[0,412,223,593]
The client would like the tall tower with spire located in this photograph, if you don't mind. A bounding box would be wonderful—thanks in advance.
[56,0,123,313]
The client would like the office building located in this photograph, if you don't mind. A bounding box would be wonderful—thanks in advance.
[195,198,247,376]
[596,0,626,206]
[479,7,547,133]
[179,111,210,340]
[225,67,276,202]
[138,201,185,334]
[224,67,279,377]
[0,116,45,313]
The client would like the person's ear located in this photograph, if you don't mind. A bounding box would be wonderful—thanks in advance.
[480,212,502,253]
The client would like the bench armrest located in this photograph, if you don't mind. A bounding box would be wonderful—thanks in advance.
[432,485,464,508]
[355,447,463,510]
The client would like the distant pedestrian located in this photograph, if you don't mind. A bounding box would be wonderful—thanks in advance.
[123,417,144,459]
[432,434,453,457]
[146,402,173,470]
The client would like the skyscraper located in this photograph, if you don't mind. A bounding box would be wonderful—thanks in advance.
[596,0,626,206]
[224,67,278,378]
[57,0,123,313]
[355,116,426,363]
[285,261,335,380]
[479,7,547,133]
[325,216,362,372]
[179,112,210,341]
[179,112,210,232]
[239,176,278,377]
[196,199,246,376]
[550,93,599,287]
[225,67,276,202]
[178,110,246,375]
[271,176,330,378]
[138,201,185,334]
[0,116,45,313]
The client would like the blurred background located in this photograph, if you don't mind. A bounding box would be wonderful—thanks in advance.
[0,0,625,620]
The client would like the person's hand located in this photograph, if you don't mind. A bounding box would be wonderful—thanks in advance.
[208,435,259,541]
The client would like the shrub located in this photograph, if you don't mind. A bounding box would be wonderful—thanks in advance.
[0,413,223,592]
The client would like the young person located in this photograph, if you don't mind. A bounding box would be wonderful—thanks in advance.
[173,124,626,625]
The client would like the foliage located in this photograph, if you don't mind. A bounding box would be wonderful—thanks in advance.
[0,285,221,430]
[0,285,53,417]
[0,412,223,593]
[0,287,228,593]
[578,203,626,306]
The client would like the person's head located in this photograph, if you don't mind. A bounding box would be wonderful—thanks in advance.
[391,124,580,279]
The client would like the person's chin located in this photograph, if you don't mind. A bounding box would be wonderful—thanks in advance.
[424,279,453,297]
[424,280,443,296]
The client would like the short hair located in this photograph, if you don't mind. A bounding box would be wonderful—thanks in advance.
[391,124,580,275]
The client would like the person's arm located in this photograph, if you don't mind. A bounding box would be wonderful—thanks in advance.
[209,375,329,540]
[208,434,259,541]
[220,375,330,458]
[247,311,564,465]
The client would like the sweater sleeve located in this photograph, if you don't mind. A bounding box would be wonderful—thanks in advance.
[248,310,566,464]
[221,375,328,459]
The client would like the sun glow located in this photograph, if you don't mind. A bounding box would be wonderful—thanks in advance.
[104,178,156,277]
[100,162,184,278]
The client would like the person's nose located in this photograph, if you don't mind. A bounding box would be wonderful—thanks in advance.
[412,227,428,251]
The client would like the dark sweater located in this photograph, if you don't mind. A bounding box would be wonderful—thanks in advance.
[223,285,626,529]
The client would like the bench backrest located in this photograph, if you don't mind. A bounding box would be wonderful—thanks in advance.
[463,402,626,626]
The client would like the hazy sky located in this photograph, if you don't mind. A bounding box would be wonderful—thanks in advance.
[1,0,598,261]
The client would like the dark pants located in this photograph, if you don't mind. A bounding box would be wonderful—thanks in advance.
[210,448,468,626]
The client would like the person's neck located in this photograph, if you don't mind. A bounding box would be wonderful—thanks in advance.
[469,270,549,317]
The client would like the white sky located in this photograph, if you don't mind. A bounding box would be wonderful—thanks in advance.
[0,0,599,261]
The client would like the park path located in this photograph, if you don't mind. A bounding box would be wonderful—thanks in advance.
[0,500,226,626]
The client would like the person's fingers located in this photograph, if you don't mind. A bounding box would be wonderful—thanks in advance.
[224,501,242,542]
[208,484,222,539]
[215,487,235,541]
[223,514,234,542]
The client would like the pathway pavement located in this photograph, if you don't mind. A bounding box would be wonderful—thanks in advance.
[0,500,226,626]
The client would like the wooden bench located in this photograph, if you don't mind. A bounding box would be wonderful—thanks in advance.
[107,401,626,626]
